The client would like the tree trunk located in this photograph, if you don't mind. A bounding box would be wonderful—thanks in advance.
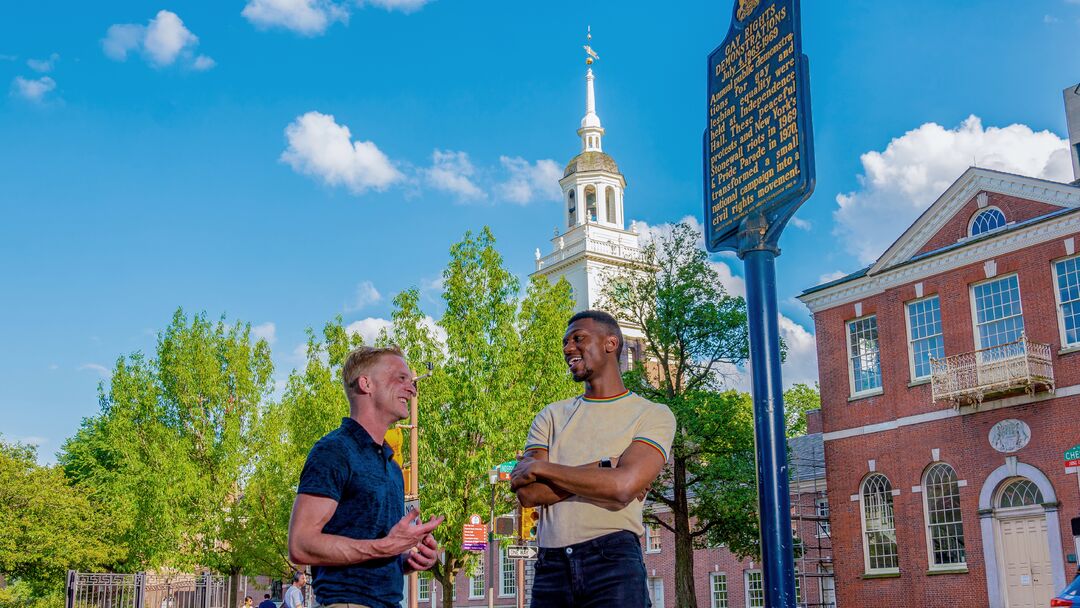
[434,560,458,608]
[672,455,698,608]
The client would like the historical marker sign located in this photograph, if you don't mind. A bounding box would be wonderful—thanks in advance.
[704,0,815,252]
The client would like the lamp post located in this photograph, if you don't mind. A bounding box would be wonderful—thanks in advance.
[406,362,433,608]
[487,469,498,608]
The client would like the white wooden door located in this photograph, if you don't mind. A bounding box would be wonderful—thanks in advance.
[999,515,1054,608]
[647,577,664,608]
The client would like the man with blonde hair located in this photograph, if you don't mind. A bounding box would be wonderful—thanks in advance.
[289,346,443,608]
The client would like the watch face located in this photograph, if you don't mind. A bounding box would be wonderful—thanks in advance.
[599,458,612,468]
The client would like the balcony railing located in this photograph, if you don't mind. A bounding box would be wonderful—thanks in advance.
[930,335,1054,407]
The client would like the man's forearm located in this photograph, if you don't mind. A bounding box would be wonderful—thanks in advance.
[534,461,638,505]
[516,480,571,507]
[290,532,391,567]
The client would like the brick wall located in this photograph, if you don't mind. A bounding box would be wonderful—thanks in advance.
[811,194,1080,607]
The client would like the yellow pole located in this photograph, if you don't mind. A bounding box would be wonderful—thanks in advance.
[407,386,420,608]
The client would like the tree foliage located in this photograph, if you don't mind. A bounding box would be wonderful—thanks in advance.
[0,439,117,596]
[59,310,274,573]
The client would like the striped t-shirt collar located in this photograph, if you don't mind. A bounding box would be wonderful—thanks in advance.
[581,390,632,403]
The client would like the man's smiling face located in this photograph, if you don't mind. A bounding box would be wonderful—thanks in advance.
[563,318,614,383]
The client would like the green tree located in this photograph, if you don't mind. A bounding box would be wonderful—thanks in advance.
[0,439,117,597]
[389,228,577,608]
[60,310,273,574]
[598,221,753,608]
[783,382,820,437]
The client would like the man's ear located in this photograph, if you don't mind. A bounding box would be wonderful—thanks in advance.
[605,334,618,354]
[356,375,374,395]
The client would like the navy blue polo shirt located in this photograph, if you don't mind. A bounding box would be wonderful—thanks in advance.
[297,417,405,608]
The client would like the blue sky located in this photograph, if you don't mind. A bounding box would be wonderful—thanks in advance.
[2,0,1079,463]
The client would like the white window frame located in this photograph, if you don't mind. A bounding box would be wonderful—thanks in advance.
[846,314,882,397]
[1052,254,1080,349]
[709,572,728,608]
[745,570,765,608]
[417,573,430,602]
[468,553,484,599]
[968,206,1006,237]
[816,497,831,538]
[904,295,944,381]
[645,522,662,553]
[498,545,516,598]
[860,473,899,574]
[818,565,836,608]
[921,462,966,570]
[647,576,665,608]
[970,273,1024,350]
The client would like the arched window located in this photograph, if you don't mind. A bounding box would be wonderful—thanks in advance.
[970,207,1006,236]
[998,478,1043,508]
[923,463,965,567]
[605,187,617,223]
[585,185,597,222]
[567,190,576,228]
[861,473,898,572]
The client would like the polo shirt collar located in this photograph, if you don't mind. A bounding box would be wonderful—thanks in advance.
[340,417,393,459]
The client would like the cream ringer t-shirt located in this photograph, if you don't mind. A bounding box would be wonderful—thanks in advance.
[523,391,676,548]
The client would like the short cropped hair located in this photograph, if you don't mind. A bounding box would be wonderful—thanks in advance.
[263,595,271,599]
[342,345,405,396]
[292,571,304,583]
[568,310,623,360]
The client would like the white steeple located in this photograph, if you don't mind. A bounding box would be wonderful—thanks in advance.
[579,27,604,153]
[532,26,644,350]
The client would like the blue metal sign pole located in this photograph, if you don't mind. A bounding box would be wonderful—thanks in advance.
[702,1,815,605]
[740,216,795,608]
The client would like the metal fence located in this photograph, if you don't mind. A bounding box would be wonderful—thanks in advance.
[66,572,229,608]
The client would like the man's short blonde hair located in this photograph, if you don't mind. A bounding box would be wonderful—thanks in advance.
[341,345,405,396]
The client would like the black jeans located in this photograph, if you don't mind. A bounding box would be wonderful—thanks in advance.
[531,531,651,608]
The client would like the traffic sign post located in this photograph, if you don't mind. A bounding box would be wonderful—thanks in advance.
[703,1,815,606]
[506,546,538,560]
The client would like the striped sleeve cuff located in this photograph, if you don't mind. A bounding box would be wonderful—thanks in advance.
[633,437,668,461]
[523,444,549,452]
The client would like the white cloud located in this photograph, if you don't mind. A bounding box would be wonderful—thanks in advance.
[281,111,404,194]
[102,11,214,70]
[498,156,562,204]
[78,363,113,378]
[778,316,819,387]
[710,260,746,298]
[193,55,216,71]
[242,0,348,36]
[347,280,383,311]
[1044,14,1061,23]
[345,317,393,345]
[633,215,706,248]
[789,216,812,231]
[27,53,59,73]
[252,322,277,344]
[424,150,486,201]
[818,270,849,284]
[364,0,433,11]
[11,76,56,102]
[834,115,1072,264]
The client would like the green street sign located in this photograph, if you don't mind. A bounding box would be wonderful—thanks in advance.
[1065,444,1080,462]
[496,460,517,473]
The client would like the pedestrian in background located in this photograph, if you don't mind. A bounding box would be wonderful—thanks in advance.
[283,572,306,608]
[256,594,275,608]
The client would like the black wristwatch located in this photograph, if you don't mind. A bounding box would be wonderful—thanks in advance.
[599,457,612,468]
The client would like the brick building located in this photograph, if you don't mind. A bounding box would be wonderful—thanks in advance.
[798,152,1080,606]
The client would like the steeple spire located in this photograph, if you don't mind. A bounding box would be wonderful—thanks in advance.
[579,26,604,153]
